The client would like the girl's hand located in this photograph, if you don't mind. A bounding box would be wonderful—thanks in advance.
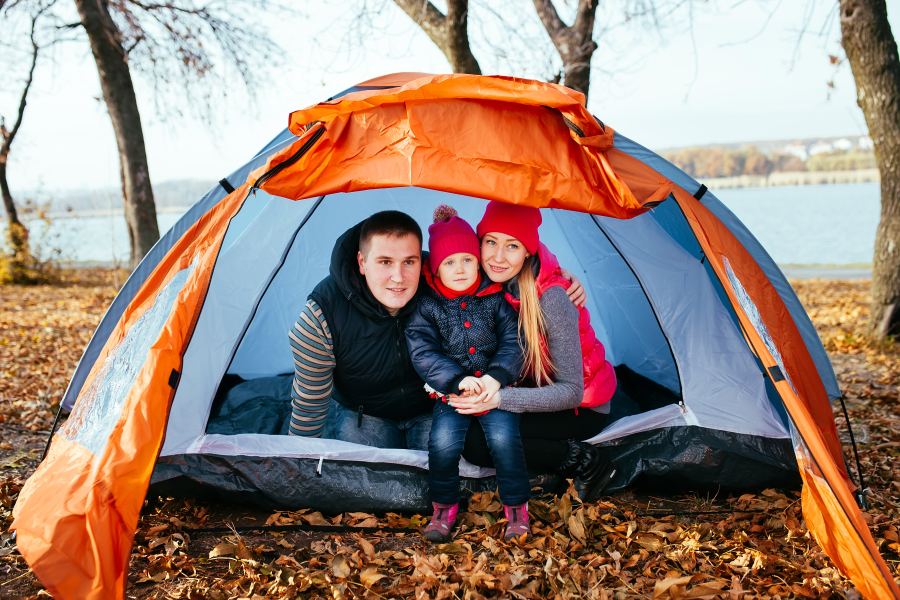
[458,376,484,396]
[473,374,501,404]
[560,268,587,308]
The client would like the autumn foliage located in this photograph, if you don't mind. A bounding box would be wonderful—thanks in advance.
[660,147,875,179]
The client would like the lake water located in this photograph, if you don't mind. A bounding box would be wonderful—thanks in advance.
[21,183,881,266]
[713,182,879,266]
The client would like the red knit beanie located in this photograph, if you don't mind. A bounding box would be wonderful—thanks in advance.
[428,205,480,274]
[476,201,542,254]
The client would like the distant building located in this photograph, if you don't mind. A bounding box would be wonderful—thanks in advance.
[784,143,809,161]
[808,141,834,156]
[833,138,853,151]
[859,135,874,150]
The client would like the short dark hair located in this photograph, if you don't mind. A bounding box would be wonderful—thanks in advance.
[359,210,423,258]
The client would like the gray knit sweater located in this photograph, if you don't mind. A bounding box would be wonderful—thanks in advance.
[497,280,611,414]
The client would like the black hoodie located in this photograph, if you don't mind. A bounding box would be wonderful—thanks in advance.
[308,222,434,420]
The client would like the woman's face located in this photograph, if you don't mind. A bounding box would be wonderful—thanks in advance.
[481,232,528,283]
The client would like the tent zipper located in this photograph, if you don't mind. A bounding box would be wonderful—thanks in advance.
[253,123,325,189]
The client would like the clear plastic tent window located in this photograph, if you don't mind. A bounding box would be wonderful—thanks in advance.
[59,256,198,456]
[722,256,798,396]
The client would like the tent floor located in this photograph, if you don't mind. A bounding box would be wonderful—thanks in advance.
[150,426,799,512]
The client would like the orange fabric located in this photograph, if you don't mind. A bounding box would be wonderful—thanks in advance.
[673,186,900,599]
[252,75,663,219]
[356,72,434,87]
[12,184,252,600]
[605,148,674,207]
[802,469,898,600]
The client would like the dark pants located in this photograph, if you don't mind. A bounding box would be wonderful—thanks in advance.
[462,365,681,472]
[462,404,610,472]
[428,401,530,506]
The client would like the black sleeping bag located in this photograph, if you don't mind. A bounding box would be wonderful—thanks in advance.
[206,374,294,435]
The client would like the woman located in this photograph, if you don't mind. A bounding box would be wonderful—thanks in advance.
[451,201,620,502]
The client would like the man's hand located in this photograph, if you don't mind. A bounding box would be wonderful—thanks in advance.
[560,268,587,308]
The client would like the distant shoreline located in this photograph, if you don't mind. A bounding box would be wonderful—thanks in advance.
[704,168,879,190]
[37,171,882,219]
[45,205,192,220]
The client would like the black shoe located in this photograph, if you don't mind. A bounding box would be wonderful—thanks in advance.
[558,439,618,503]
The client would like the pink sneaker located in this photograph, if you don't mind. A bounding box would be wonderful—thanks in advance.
[503,503,531,541]
[423,502,458,543]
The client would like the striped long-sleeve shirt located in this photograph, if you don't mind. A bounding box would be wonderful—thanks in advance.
[288,299,336,437]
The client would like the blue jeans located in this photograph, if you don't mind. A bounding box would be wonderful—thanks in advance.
[428,401,530,506]
[322,398,433,450]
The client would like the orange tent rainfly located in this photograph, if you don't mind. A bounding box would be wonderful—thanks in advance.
[11,73,898,599]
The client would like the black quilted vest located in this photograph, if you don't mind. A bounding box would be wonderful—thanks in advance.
[309,223,433,420]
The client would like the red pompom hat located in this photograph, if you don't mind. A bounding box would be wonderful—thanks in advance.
[476,201,542,255]
[428,205,480,274]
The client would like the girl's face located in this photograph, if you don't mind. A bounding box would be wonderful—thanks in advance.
[436,252,480,291]
[480,232,528,283]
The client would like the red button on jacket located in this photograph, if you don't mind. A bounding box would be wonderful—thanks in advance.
[461,302,467,309]
[475,371,482,376]
[464,321,471,328]
[469,347,476,354]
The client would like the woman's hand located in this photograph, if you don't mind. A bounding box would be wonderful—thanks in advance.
[448,376,502,414]
[560,268,587,308]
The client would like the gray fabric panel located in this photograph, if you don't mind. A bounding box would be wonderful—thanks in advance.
[613,131,841,401]
[62,83,398,411]
[61,130,299,411]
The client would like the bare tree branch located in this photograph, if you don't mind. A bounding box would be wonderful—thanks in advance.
[531,0,598,97]
[1,3,45,228]
[392,0,481,74]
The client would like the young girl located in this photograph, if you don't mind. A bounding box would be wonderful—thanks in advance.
[406,205,530,543]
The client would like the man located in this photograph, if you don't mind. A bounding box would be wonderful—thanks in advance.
[287,210,434,449]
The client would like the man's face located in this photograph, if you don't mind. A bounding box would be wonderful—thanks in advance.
[357,233,421,316]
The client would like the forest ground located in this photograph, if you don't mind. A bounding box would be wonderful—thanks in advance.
[0,270,895,599]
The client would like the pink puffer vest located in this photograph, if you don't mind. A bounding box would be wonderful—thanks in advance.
[504,243,616,408]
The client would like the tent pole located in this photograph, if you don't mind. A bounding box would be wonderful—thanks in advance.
[837,394,868,509]
[39,406,66,463]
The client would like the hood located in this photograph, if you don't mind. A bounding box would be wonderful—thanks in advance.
[330,221,422,320]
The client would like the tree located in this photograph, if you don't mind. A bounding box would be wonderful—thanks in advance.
[0,10,38,232]
[74,0,158,270]
[391,0,481,74]
[531,0,598,97]
[838,0,900,341]
[0,1,57,283]
[69,0,283,269]
[0,0,283,269]
[382,1,695,103]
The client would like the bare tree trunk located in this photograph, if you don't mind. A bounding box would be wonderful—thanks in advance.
[0,20,39,279]
[392,0,481,74]
[74,0,159,269]
[0,33,37,229]
[839,0,900,341]
[532,0,599,98]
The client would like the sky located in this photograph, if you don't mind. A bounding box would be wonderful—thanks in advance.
[1,0,897,196]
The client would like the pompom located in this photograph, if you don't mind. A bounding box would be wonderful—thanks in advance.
[433,204,458,224]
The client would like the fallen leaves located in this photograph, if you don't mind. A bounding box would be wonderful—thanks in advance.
[2,271,898,598]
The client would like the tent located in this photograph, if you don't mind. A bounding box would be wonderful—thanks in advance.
[11,73,899,599]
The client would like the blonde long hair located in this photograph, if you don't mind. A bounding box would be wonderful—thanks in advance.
[516,255,554,386]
